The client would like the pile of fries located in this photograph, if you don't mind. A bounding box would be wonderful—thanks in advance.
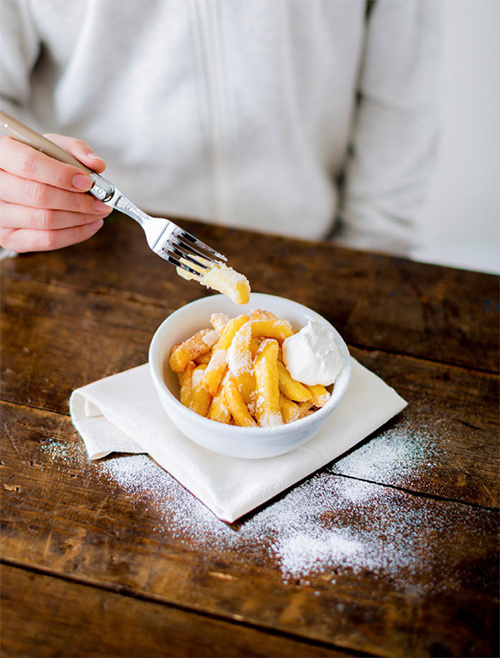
[168,310,331,427]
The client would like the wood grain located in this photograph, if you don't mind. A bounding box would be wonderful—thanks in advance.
[1,401,498,657]
[1,216,498,658]
[1,273,497,507]
[341,347,499,508]
[1,563,355,658]
[2,215,498,373]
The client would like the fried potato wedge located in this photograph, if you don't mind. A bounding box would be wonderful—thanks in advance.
[224,377,257,427]
[169,328,219,373]
[254,339,283,427]
[277,361,312,402]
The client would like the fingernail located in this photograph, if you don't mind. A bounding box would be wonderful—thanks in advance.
[86,150,101,161]
[93,199,109,212]
[73,173,92,191]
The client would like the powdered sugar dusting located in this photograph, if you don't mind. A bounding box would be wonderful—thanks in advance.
[191,367,205,387]
[40,425,485,593]
[331,412,444,486]
[276,529,365,579]
[227,322,252,376]
[202,330,219,346]
[258,411,283,427]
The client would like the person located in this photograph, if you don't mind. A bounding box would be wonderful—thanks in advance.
[0,0,442,256]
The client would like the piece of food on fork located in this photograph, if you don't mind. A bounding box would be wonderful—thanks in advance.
[0,110,250,305]
[176,253,250,305]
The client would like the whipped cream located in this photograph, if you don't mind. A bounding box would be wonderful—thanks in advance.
[282,321,344,386]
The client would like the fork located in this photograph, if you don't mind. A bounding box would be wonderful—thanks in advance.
[0,110,226,275]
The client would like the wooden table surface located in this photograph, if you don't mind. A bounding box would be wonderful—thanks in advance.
[1,215,498,658]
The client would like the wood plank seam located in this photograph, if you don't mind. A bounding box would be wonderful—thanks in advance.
[2,398,497,511]
[0,558,378,658]
[335,473,500,513]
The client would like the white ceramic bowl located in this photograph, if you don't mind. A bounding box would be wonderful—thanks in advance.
[149,293,351,459]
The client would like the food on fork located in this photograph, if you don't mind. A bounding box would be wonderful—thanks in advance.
[168,310,345,427]
[176,257,251,305]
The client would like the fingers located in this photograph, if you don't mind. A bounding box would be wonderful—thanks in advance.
[0,169,110,215]
[0,218,104,253]
[0,132,110,253]
[0,132,108,195]
[0,199,109,230]
[45,134,107,174]
[0,135,93,191]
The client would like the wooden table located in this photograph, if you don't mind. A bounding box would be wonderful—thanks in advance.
[1,215,498,657]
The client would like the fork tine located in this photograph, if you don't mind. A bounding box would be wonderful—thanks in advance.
[167,236,211,265]
[175,229,227,262]
[162,247,204,276]
[165,241,210,270]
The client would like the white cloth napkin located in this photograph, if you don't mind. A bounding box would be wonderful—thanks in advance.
[70,359,407,523]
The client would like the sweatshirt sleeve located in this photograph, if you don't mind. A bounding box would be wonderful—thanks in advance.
[0,0,40,120]
[335,0,443,255]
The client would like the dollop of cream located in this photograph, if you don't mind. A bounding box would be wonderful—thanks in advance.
[282,321,344,386]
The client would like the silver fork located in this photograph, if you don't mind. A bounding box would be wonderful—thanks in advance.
[0,110,226,275]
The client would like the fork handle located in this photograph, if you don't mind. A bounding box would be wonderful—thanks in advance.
[0,110,94,175]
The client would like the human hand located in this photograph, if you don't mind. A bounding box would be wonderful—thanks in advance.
[0,133,112,252]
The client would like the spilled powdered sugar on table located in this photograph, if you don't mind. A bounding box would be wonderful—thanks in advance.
[41,416,486,593]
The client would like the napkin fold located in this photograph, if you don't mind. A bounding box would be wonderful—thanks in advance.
[70,359,406,523]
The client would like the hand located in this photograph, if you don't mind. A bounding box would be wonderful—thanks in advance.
[0,133,112,252]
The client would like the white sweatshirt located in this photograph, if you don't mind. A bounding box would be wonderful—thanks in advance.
[0,0,442,252]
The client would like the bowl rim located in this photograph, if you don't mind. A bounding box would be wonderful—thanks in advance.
[149,293,352,437]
